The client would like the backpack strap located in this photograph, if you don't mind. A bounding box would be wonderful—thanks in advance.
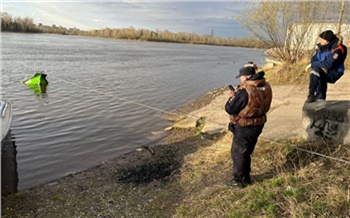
[332,45,344,54]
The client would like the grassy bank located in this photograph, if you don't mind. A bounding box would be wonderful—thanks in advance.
[264,54,350,86]
[171,135,350,217]
[263,58,310,86]
[2,129,350,217]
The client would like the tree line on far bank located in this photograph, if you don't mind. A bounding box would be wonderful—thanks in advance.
[0,12,270,49]
[1,12,42,33]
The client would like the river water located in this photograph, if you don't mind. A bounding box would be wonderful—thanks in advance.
[1,32,265,191]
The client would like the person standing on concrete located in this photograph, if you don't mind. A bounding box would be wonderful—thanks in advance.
[305,30,348,103]
[225,66,272,188]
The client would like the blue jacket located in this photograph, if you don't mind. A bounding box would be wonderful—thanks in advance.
[311,38,347,73]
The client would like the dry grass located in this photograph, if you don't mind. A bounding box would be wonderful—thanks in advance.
[171,134,350,217]
[262,57,310,86]
[264,53,349,86]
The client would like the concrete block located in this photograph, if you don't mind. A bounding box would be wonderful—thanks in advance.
[302,101,350,145]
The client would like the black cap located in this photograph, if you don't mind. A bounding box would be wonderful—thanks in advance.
[244,61,258,69]
[319,30,335,42]
[236,67,256,78]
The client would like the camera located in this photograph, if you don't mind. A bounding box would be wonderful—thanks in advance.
[228,85,235,91]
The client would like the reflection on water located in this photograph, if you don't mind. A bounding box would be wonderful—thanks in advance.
[1,130,18,196]
[26,83,48,98]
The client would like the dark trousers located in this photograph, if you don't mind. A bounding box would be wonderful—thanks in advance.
[309,68,343,100]
[309,70,328,100]
[231,132,260,181]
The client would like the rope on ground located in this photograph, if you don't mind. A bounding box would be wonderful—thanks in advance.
[261,137,350,165]
[50,74,350,165]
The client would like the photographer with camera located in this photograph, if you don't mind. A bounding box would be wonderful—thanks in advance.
[225,66,272,189]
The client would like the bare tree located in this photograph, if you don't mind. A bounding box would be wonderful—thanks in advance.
[336,0,347,34]
[237,1,349,64]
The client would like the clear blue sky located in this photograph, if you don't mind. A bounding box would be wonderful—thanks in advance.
[2,0,251,38]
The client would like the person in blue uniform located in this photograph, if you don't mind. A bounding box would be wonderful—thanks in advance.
[305,30,347,103]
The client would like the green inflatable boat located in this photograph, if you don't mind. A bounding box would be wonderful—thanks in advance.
[23,72,49,86]
[23,72,49,95]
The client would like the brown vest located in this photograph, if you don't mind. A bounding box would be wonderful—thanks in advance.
[230,79,272,127]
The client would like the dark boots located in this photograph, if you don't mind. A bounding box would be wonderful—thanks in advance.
[305,92,316,103]
[226,176,252,189]
[226,179,244,189]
